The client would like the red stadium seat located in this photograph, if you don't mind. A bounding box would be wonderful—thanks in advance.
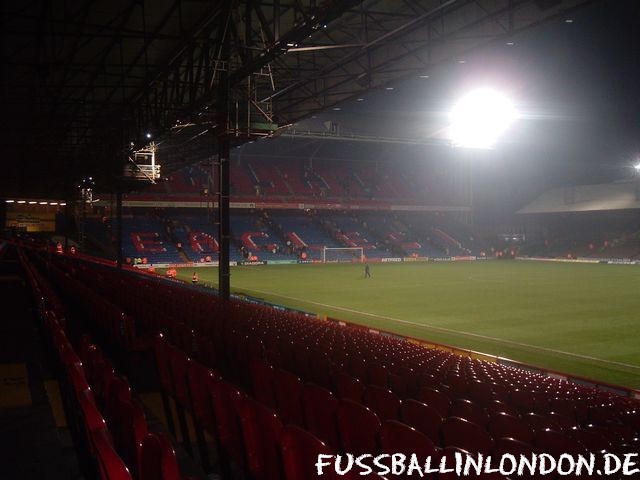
[442,374,468,399]
[509,389,536,414]
[139,433,180,480]
[486,399,519,417]
[363,386,401,422]
[378,420,439,479]
[113,398,148,478]
[280,426,337,480]
[450,399,489,427]
[336,399,382,455]
[567,427,613,453]
[186,362,218,433]
[302,384,340,451]
[441,417,494,454]
[273,369,305,426]
[308,349,333,389]
[534,429,586,456]
[105,375,131,428]
[399,399,442,444]
[488,412,534,444]
[249,359,276,408]
[548,412,577,432]
[349,357,368,381]
[467,381,494,407]
[209,378,247,471]
[334,371,365,402]
[240,398,284,480]
[417,387,451,418]
[91,428,133,480]
[368,363,389,388]
[167,344,192,408]
[522,412,559,432]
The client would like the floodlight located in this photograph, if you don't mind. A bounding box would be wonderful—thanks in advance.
[634,163,640,172]
[17,200,26,204]
[450,88,517,149]
[28,201,37,204]
[6,199,15,203]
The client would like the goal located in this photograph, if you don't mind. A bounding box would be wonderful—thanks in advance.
[322,247,365,263]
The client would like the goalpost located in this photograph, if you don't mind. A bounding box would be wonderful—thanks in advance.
[322,247,365,263]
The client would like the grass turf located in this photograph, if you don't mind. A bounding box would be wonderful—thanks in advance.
[162,261,640,390]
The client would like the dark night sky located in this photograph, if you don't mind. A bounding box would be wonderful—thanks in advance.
[286,0,640,213]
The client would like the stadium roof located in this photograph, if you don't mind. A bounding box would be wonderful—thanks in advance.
[518,181,640,214]
[1,0,597,198]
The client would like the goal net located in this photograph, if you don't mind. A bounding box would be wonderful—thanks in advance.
[322,247,365,263]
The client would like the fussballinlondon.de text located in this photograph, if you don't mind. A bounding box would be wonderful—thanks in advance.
[316,452,639,477]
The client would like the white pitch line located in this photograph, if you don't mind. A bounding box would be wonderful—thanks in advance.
[238,286,640,373]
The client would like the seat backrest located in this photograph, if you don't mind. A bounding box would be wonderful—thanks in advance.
[302,383,340,451]
[488,412,534,444]
[113,398,148,478]
[139,433,180,480]
[509,389,536,413]
[249,359,276,408]
[467,381,494,407]
[450,399,489,427]
[186,361,217,433]
[209,378,246,465]
[364,386,401,422]
[379,420,440,461]
[442,374,468,399]
[399,399,442,444]
[367,363,388,388]
[334,371,365,403]
[307,349,333,389]
[567,427,612,453]
[486,399,519,418]
[273,369,305,426]
[154,335,172,392]
[534,429,586,456]
[167,344,191,408]
[523,412,558,432]
[492,436,537,457]
[105,375,131,428]
[417,387,450,418]
[280,425,336,480]
[441,416,494,454]
[240,398,284,480]
[349,357,368,380]
[336,399,381,455]
[91,428,133,480]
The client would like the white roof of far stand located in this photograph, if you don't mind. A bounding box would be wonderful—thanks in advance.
[518,181,640,214]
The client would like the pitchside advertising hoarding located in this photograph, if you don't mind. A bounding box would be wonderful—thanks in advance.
[134,256,497,268]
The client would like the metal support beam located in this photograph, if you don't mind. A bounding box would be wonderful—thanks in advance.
[217,0,232,300]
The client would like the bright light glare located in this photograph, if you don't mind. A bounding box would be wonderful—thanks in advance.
[450,88,517,149]
[634,163,640,172]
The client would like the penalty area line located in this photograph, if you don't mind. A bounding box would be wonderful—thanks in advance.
[237,286,640,373]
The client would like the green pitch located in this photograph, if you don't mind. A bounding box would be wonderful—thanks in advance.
[163,261,640,390]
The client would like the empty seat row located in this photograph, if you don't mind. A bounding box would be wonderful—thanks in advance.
[20,251,188,480]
